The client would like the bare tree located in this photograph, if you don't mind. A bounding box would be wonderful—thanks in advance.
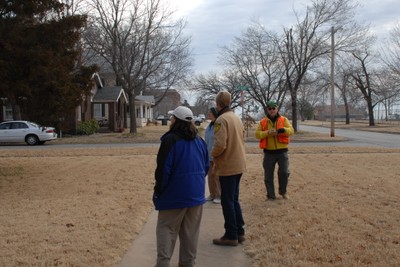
[279,0,369,131]
[312,58,364,125]
[381,23,400,79]
[297,74,327,120]
[379,23,400,119]
[218,23,287,114]
[83,0,192,133]
[351,51,377,126]
[192,71,245,111]
[344,39,400,125]
[64,0,89,15]
[373,69,400,120]
[332,56,364,124]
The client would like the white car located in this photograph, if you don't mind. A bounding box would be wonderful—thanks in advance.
[193,116,203,126]
[198,114,206,122]
[0,120,58,145]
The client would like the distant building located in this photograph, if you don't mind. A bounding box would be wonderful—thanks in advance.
[148,89,181,117]
[314,104,366,121]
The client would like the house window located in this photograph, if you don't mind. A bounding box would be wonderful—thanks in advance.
[93,104,102,119]
[94,103,109,120]
[5,104,13,121]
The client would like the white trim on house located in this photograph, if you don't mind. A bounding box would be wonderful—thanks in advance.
[134,95,155,127]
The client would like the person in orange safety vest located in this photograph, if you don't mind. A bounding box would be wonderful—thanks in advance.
[255,100,294,201]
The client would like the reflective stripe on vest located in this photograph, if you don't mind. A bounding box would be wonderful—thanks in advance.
[258,116,289,149]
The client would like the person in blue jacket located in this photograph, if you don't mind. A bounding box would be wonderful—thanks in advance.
[205,107,221,204]
[153,106,209,267]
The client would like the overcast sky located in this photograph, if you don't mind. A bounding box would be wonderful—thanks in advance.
[170,0,400,75]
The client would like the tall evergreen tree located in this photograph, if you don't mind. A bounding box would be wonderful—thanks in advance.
[0,0,97,125]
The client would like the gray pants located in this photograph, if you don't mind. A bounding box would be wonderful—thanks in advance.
[155,205,203,267]
[263,151,290,198]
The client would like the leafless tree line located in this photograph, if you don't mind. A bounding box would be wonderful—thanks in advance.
[68,0,192,133]
[68,0,400,132]
[192,0,400,130]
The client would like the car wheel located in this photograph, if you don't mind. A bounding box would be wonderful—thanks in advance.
[195,121,201,126]
[26,134,39,145]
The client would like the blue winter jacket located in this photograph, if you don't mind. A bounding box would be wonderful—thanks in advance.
[204,123,215,161]
[153,129,209,210]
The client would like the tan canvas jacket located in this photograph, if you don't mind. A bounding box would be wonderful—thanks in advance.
[211,110,246,176]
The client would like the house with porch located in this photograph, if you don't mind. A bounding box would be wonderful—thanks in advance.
[75,73,155,132]
[59,72,127,133]
[135,93,155,127]
[1,72,160,132]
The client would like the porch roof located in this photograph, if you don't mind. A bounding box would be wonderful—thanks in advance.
[135,95,155,105]
[92,86,128,103]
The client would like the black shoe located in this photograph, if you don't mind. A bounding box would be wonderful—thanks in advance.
[267,196,276,201]
[238,235,246,243]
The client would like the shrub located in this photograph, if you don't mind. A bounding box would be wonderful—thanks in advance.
[77,119,100,135]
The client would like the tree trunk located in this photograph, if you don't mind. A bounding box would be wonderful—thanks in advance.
[343,95,350,124]
[342,75,350,125]
[367,100,375,126]
[129,93,137,134]
[345,103,350,124]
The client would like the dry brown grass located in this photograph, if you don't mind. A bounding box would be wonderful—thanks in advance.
[54,122,350,145]
[243,147,400,267]
[1,122,400,267]
[0,148,157,267]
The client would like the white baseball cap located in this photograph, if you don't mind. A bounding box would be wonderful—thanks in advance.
[172,106,194,122]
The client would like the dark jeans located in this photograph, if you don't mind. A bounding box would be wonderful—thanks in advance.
[219,174,245,240]
[263,151,289,198]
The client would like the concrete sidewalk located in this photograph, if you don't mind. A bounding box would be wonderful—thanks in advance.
[118,201,251,267]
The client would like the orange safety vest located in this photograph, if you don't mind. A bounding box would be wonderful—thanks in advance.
[259,116,290,149]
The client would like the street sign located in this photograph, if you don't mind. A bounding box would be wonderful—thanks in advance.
[236,85,249,91]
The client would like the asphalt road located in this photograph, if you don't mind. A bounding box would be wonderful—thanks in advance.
[295,125,400,148]
[1,125,399,149]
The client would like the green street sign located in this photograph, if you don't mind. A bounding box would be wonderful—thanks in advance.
[236,85,249,91]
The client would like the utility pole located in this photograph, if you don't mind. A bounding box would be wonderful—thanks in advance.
[330,26,336,137]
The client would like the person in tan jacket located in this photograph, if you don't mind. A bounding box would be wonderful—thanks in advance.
[211,90,246,247]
